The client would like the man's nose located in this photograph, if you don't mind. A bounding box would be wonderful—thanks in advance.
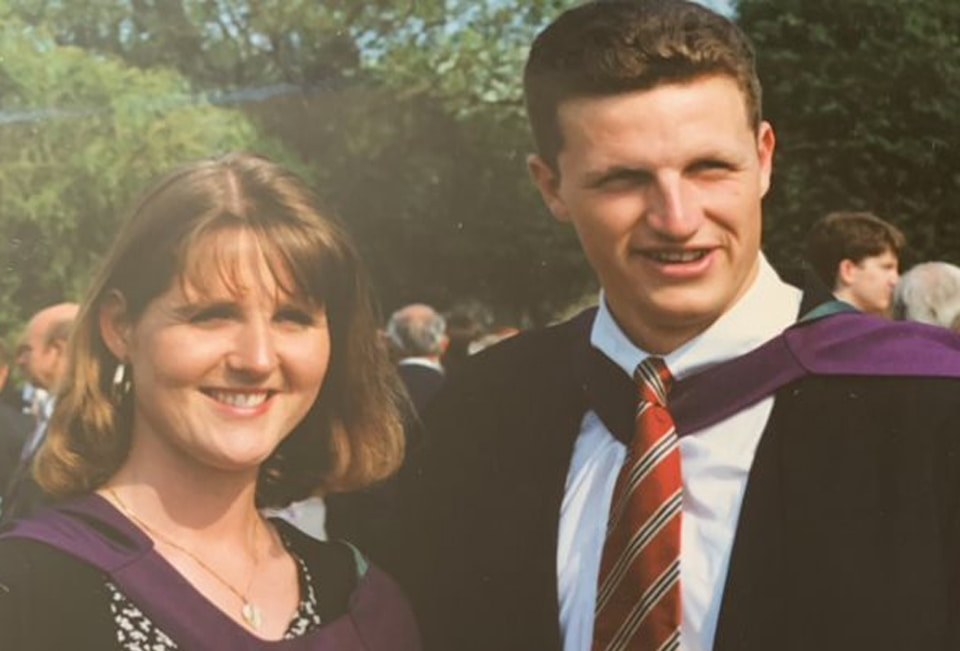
[645,175,702,240]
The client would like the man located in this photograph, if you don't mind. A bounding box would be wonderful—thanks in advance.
[893,261,960,331]
[805,211,905,316]
[397,3,960,651]
[326,304,448,557]
[1,302,78,523]
[386,303,448,413]
[0,341,32,504]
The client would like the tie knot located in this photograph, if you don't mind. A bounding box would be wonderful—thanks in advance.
[634,356,673,407]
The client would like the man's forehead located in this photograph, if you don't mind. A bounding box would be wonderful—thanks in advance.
[25,315,47,340]
[555,80,754,149]
[555,81,758,170]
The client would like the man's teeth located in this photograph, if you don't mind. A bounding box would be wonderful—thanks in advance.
[648,250,707,263]
[210,391,268,408]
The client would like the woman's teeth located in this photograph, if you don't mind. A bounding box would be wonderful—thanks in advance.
[209,391,268,408]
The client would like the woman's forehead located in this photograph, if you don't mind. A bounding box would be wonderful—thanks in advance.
[178,229,303,302]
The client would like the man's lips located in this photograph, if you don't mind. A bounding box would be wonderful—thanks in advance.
[636,248,712,263]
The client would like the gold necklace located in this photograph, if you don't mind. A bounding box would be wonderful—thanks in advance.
[107,488,266,630]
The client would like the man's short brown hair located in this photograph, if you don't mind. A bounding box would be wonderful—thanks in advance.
[805,211,906,289]
[523,0,762,169]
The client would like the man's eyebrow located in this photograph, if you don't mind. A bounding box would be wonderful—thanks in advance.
[582,166,652,186]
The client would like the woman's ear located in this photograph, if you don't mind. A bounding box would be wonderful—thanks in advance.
[99,290,132,361]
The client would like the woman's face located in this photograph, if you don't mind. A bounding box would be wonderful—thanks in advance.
[103,230,331,476]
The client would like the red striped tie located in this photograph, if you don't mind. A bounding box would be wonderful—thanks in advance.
[593,356,681,651]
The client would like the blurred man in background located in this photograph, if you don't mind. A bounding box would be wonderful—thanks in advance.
[805,211,905,316]
[893,261,960,331]
[387,303,448,414]
[0,341,32,506]
[1,302,78,523]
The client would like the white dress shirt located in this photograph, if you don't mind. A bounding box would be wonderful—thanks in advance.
[557,256,802,651]
[19,395,54,462]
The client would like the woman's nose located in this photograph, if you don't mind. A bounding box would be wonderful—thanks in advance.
[227,321,277,376]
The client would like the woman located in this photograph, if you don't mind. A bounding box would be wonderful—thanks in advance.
[0,153,420,650]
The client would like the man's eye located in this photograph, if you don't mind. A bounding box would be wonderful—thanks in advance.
[689,159,735,175]
[596,171,651,189]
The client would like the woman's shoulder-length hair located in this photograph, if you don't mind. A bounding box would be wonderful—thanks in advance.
[35,152,407,507]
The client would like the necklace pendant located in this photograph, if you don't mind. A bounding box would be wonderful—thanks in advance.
[242,602,263,630]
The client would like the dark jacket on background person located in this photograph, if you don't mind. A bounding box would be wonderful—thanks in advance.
[0,404,31,504]
[397,363,445,415]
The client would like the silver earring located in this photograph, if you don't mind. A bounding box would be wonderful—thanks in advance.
[111,362,132,405]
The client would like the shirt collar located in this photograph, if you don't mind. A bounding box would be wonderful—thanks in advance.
[398,356,445,373]
[590,255,802,380]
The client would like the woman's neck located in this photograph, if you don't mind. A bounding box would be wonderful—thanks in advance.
[102,439,264,549]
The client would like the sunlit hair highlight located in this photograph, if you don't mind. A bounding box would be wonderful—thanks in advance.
[35,152,406,507]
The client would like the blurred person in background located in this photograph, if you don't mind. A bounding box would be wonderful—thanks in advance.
[0,341,32,508]
[0,302,79,524]
[386,303,448,414]
[324,304,447,565]
[804,211,904,317]
[0,153,419,650]
[892,261,960,331]
[0,339,26,411]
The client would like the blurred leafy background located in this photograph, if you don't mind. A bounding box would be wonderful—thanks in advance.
[0,0,957,338]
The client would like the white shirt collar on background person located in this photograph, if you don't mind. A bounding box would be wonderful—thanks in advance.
[397,356,444,373]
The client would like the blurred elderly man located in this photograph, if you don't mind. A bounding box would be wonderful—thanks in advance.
[386,303,448,413]
[893,261,960,331]
[0,341,32,505]
[1,302,78,524]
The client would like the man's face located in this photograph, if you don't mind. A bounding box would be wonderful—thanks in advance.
[529,75,775,353]
[17,317,63,390]
[838,249,900,316]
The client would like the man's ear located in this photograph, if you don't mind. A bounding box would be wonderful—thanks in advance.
[756,121,776,198]
[48,337,69,357]
[527,154,571,223]
[837,258,859,289]
[99,291,132,361]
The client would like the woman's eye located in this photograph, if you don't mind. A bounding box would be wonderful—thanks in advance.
[275,308,316,326]
[188,305,234,324]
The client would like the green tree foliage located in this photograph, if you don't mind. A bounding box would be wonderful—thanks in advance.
[738,0,960,269]
[0,17,262,335]
[303,0,590,322]
[252,86,589,324]
[5,0,371,88]
[3,0,590,327]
